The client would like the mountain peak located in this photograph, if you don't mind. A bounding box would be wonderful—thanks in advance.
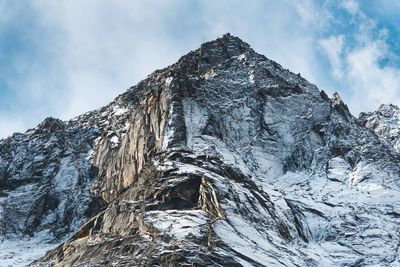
[204,32,252,50]
[171,33,253,75]
[377,103,400,117]
[199,33,252,53]
[360,103,400,152]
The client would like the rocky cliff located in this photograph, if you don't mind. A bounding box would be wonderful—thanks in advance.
[1,34,400,266]
[360,104,400,153]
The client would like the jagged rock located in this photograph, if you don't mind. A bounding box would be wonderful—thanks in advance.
[1,34,400,266]
[360,104,400,152]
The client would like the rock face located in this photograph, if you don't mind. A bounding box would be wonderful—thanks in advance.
[1,34,400,266]
[360,104,400,152]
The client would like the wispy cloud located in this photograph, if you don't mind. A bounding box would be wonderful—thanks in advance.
[320,35,345,79]
[341,0,360,14]
[346,39,400,112]
[318,0,400,114]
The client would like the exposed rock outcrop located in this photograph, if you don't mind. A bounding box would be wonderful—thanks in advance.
[360,104,400,152]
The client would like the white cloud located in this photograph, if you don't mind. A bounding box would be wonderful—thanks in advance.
[320,35,345,79]
[341,0,360,14]
[346,41,400,113]
[317,0,400,114]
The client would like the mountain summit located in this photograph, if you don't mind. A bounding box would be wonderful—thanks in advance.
[1,34,400,266]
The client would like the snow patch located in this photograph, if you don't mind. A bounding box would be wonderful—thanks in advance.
[237,54,247,61]
[162,102,176,150]
[165,77,173,87]
[145,210,208,240]
[203,69,216,80]
[110,135,120,148]
[0,234,58,267]
[112,105,128,116]
[327,157,350,182]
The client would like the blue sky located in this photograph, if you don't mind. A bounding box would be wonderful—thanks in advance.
[0,0,399,138]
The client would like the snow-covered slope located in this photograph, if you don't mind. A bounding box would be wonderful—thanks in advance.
[1,34,400,266]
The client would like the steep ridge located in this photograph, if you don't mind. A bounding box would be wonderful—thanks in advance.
[1,34,400,266]
[360,104,400,153]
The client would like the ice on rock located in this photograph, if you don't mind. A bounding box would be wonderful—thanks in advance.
[145,210,208,241]
[112,105,128,116]
[110,135,120,148]
[0,238,58,267]
[165,77,173,87]
[327,157,350,182]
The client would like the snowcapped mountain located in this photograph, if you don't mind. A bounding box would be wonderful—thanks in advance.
[1,34,400,266]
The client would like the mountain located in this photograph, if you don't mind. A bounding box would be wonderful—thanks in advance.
[1,33,400,266]
[360,104,400,153]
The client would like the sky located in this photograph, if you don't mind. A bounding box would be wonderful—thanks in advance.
[0,0,400,138]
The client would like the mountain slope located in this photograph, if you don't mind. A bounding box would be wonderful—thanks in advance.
[360,104,400,152]
[1,34,400,266]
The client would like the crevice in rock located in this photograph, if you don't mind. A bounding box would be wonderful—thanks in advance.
[198,177,225,220]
